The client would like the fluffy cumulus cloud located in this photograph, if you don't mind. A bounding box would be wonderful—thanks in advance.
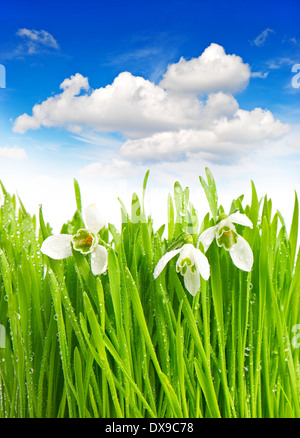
[120,107,289,163]
[13,43,290,165]
[159,43,250,94]
[13,71,202,137]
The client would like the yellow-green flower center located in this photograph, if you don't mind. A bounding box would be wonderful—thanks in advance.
[176,257,197,275]
[72,229,97,254]
[216,225,238,250]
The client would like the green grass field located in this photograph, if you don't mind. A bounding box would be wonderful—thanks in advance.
[0,168,299,418]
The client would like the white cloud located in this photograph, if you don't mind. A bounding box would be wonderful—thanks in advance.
[159,43,250,94]
[251,71,269,79]
[12,43,290,167]
[0,145,27,160]
[120,107,290,163]
[266,57,295,70]
[13,71,203,137]
[0,28,60,60]
[16,28,59,52]
[13,44,251,137]
[71,131,124,150]
[252,28,275,47]
[60,73,89,94]
[203,92,239,119]
[213,108,289,143]
[13,113,42,134]
[80,158,132,179]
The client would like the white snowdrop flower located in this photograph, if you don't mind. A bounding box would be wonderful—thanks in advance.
[41,204,107,276]
[154,243,210,296]
[199,212,253,272]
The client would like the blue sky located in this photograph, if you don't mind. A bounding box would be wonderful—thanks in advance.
[0,0,300,230]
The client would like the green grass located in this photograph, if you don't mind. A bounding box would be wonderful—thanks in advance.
[0,169,299,418]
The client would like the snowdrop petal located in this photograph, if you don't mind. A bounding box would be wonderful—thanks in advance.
[84,204,106,235]
[41,234,73,259]
[227,212,253,229]
[153,248,182,279]
[229,235,253,272]
[183,269,200,296]
[177,243,194,261]
[193,248,210,281]
[198,225,217,252]
[91,245,108,275]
